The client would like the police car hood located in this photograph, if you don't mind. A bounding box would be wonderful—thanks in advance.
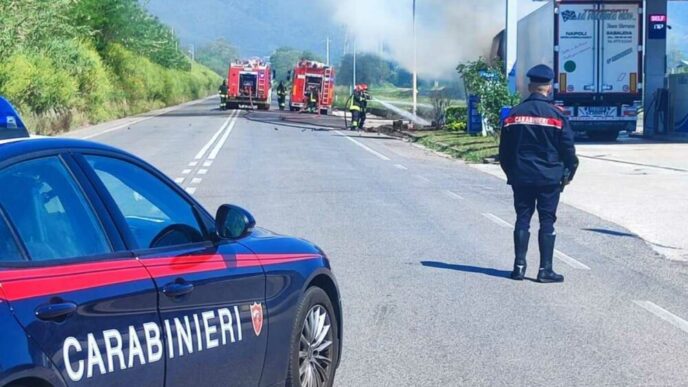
[241,227,325,257]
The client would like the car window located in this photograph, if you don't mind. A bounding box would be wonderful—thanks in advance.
[0,211,23,262]
[0,157,112,261]
[85,155,204,249]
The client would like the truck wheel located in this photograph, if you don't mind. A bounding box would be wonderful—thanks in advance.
[320,109,329,116]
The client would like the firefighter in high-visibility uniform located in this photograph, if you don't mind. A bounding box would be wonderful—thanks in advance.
[348,85,363,130]
[218,80,228,110]
[306,86,319,113]
[218,80,228,109]
[358,84,371,129]
[277,81,287,111]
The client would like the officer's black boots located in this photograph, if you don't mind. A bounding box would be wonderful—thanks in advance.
[537,232,564,283]
[510,229,530,280]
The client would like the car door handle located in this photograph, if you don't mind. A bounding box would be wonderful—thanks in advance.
[35,302,78,321]
[163,282,194,298]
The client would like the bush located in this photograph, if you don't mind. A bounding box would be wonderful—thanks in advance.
[0,51,77,115]
[446,106,467,124]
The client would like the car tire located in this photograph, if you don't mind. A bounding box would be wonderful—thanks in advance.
[286,287,339,387]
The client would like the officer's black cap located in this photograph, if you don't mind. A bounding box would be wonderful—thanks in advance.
[527,64,554,84]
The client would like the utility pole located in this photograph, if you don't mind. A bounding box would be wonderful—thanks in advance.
[353,38,357,90]
[326,37,331,66]
[412,0,418,118]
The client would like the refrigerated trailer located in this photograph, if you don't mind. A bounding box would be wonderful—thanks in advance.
[517,0,643,141]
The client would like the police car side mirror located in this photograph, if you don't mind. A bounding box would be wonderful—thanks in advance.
[215,204,256,240]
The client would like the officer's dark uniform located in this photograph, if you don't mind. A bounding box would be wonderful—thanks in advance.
[499,64,578,283]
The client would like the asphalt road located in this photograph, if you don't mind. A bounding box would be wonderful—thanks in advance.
[74,98,688,386]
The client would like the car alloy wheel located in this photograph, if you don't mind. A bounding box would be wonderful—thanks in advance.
[298,305,334,387]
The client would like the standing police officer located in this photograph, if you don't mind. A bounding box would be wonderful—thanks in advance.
[499,64,579,283]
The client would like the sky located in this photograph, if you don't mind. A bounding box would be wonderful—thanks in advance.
[145,0,688,77]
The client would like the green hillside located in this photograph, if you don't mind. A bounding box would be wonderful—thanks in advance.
[0,0,221,135]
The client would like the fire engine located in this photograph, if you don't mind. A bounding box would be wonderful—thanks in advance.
[289,60,336,115]
[227,59,272,110]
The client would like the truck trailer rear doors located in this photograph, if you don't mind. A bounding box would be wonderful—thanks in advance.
[556,1,642,97]
[557,2,597,94]
[599,2,642,94]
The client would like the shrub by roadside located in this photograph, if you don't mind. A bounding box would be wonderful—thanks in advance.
[0,41,220,135]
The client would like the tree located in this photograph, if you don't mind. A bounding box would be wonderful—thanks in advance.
[270,47,322,82]
[196,38,239,76]
[457,58,519,137]
[336,53,392,86]
[71,0,190,70]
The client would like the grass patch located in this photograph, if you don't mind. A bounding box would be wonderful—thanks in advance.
[416,130,499,163]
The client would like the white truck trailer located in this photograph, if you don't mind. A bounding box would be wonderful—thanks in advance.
[517,0,643,141]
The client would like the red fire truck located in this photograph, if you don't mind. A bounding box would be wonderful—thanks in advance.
[227,59,272,110]
[289,60,335,115]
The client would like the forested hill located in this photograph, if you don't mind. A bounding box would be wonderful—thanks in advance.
[144,0,344,60]
[0,0,220,134]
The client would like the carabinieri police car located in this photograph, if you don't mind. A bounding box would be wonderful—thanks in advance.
[0,97,342,387]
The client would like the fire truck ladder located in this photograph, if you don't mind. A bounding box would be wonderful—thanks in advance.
[321,67,333,110]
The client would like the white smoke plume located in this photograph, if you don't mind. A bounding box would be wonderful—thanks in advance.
[325,0,545,78]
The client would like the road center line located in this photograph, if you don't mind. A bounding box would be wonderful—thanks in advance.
[633,300,688,334]
[444,190,464,200]
[174,177,184,184]
[335,130,391,161]
[182,169,191,175]
[198,169,208,175]
[191,177,202,185]
[185,187,197,195]
[394,164,408,170]
[208,112,239,160]
[554,250,591,270]
[203,160,213,167]
[482,213,512,228]
[195,110,236,160]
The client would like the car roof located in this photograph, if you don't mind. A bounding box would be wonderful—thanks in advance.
[0,137,135,162]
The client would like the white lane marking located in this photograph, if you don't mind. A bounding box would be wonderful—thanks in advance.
[191,177,202,185]
[174,177,184,184]
[482,213,512,228]
[415,175,431,183]
[195,111,236,160]
[444,190,464,200]
[633,300,688,334]
[81,97,212,140]
[198,169,208,175]
[394,164,408,170]
[189,161,198,167]
[208,112,239,160]
[335,130,391,161]
[185,187,197,195]
[554,250,591,270]
[203,160,213,167]
[182,169,192,175]
[82,117,150,139]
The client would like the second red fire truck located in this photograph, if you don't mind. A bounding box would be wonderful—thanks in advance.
[289,60,336,115]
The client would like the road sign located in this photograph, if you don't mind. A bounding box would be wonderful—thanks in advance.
[648,14,667,40]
